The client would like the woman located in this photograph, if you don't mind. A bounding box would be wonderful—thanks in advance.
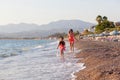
[68,29,77,52]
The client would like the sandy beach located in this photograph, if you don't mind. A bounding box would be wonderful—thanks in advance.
[74,39,120,80]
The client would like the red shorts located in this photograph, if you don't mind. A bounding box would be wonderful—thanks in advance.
[59,46,65,51]
[69,39,74,44]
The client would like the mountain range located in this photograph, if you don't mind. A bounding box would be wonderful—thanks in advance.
[0,20,94,38]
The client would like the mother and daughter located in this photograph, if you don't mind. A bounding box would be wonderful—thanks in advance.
[57,29,78,57]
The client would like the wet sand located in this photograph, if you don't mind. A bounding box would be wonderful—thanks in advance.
[74,40,120,80]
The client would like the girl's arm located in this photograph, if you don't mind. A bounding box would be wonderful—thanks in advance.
[64,41,66,48]
[57,45,59,49]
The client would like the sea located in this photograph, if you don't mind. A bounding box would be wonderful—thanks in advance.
[0,39,85,80]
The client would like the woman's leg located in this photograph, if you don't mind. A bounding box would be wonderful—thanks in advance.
[72,42,74,52]
[70,41,74,52]
[69,42,74,52]
[71,43,74,52]
[70,43,72,52]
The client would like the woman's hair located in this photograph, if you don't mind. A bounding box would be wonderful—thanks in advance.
[69,29,73,33]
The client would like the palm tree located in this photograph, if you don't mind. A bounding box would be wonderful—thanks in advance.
[103,16,108,21]
[96,15,102,25]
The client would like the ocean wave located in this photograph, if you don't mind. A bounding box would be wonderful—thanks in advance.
[71,63,86,80]
[48,41,58,45]
[34,45,43,49]
[0,53,18,58]
[71,72,77,80]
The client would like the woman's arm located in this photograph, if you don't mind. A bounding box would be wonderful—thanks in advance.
[74,34,79,41]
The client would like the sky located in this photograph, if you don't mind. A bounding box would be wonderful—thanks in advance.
[0,0,120,25]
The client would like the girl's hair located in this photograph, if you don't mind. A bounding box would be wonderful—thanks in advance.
[59,36,64,40]
[69,29,73,33]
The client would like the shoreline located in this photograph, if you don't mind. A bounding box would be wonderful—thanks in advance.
[74,39,120,80]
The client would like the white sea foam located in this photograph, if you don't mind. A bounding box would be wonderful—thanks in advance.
[48,41,59,45]
[34,45,43,49]
[71,72,77,80]
[71,63,86,80]
[68,50,86,80]
[56,50,60,57]
[0,40,86,80]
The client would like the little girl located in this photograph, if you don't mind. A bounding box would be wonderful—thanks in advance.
[57,36,65,56]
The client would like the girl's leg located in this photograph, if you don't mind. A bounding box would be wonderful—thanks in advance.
[60,50,63,56]
[60,50,65,61]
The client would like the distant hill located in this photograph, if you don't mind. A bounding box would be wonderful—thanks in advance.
[0,20,94,38]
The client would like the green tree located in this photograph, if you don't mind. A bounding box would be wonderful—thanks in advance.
[96,15,102,25]
[109,22,115,28]
[102,20,110,29]
[95,25,105,33]
[103,16,108,21]
[95,15,115,33]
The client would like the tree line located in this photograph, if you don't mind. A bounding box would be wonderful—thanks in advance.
[95,15,115,33]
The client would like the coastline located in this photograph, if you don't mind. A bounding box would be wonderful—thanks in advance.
[74,39,120,80]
